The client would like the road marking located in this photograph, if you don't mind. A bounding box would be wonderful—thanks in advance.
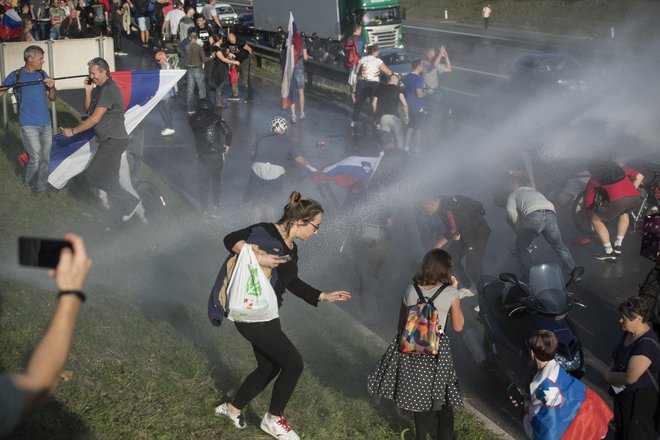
[452,65,510,79]
[404,24,515,42]
[441,87,480,98]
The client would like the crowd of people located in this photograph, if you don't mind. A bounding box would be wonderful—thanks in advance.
[2,6,660,440]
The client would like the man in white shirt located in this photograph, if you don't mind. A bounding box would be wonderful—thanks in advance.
[163,1,186,42]
[482,4,491,29]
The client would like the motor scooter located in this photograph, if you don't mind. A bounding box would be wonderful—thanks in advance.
[477,263,585,386]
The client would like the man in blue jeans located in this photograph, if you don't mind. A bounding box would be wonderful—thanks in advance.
[1,45,57,195]
[506,177,576,278]
[185,30,213,114]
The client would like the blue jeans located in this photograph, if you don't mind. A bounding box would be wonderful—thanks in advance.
[49,26,61,40]
[21,125,52,192]
[187,67,206,112]
[514,210,575,275]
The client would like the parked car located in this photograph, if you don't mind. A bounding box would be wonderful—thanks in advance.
[378,47,411,81]
[509,53,587,94]
[195,1,238,28]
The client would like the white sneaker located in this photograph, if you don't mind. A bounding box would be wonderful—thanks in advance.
[291,114,297,123]
[350,121,356,128]
[214,403,246,429]
[161,128,175,136]
[260,414,300,440]
[299,112,305,120]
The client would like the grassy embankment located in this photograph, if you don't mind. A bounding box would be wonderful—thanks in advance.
[0,102,501,439]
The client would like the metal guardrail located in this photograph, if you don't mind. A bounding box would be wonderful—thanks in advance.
[251,42,348,86]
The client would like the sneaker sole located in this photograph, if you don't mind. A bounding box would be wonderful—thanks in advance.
[260,421,288,439]
[593,255,617,261]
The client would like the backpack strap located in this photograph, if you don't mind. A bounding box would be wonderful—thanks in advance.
[412,282,449,304]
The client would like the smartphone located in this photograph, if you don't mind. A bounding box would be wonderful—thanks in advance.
[506,383,525,403]
[279,254,292,262]
[18,237,72,268]
[85,78,93,85]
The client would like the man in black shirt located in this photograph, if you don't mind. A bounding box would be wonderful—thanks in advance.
[372,74,408,149]
[189,101,232,219]
[134,0,150,48]
[193,13,215,56]
[223,31,254,102]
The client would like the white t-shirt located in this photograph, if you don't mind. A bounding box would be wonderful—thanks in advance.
[165,8,186,36]
[358,55,383,82]
[482,6,491,18]
[422,60,448,90]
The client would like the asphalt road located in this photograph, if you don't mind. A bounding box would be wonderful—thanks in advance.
[56,24,660,438]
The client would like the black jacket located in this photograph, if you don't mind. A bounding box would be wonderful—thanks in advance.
[189,109,232,156]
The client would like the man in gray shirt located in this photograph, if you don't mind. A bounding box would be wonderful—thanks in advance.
[506,177,576,277]
[61,57,141,223]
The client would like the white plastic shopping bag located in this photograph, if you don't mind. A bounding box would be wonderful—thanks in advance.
[226,245,279,322]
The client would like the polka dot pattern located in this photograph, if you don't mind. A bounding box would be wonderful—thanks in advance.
[367,336,464,412]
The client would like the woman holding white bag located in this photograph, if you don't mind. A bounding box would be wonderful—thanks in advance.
[215,191,351,440]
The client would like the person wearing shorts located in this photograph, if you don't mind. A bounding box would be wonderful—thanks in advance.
[285,35,308,123]
[134,0,150,47]
[585,160,644,261]
[404,59,433,152]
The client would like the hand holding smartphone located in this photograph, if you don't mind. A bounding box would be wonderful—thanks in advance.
[19,237,72,268]
[507,383,526,407]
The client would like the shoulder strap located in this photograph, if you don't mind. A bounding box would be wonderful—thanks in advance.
[412,282,449,303]
[638,337,660,392]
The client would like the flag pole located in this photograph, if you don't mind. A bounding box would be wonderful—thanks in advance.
[0,74,90,91]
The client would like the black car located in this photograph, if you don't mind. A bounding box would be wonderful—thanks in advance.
[509,53,587,94]
[236,12,254,36]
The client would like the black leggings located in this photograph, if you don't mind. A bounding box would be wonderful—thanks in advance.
[414,407,454,440]
[352,79,379,122]
[232,319,303,416]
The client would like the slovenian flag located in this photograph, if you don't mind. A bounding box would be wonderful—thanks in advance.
[0,7,22,40]
[524,360,612,440]
[48,69,185,189]
[280,11,301,110]
[310,153,383,188]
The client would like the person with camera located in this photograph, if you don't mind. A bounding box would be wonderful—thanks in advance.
[417,195,491,291]
[0,233,92,438]
[585,160,643,261]
[603,296,660,440]
[212,191,350,440]
[0,45,56,197]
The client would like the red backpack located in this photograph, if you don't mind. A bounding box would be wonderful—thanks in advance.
[343,36,360,68]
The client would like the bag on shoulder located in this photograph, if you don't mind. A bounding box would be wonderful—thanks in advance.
[343,36,360,68]
[226,244,279,323]
[398,283,449,355]
[593,186,610,211]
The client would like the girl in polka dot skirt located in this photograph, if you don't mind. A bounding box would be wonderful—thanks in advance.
[368,249,465,440]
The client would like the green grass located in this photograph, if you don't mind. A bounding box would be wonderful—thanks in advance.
[402,0,660,37]
[0,99,501,439]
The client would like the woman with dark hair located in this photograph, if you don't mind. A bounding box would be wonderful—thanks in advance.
[604,296,660,440]
[368,249,464,440]
[350,43,392,129]
[520,330,612,439]
[213,191,350,440]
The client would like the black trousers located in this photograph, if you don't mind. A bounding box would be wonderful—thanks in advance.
[414,407,454,440]
[447,224,490,289]
[112,24,123,51]
[197,152,224,211]
[232,318,303,416]
[352,79,379,122]
[85,137,139,220]
[614,387,658,440]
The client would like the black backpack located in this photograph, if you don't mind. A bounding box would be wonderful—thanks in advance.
[639,266,660,325]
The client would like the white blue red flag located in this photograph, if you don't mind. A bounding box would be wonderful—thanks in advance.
[0,7,22,40]
[48,69,185,189]
[310,153,383,188]
[280,11,301,110]
[524,359,612,440]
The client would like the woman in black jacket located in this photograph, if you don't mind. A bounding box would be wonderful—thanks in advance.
[214,191,350,440]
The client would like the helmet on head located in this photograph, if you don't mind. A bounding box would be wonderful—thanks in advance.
[270,116,288,133]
